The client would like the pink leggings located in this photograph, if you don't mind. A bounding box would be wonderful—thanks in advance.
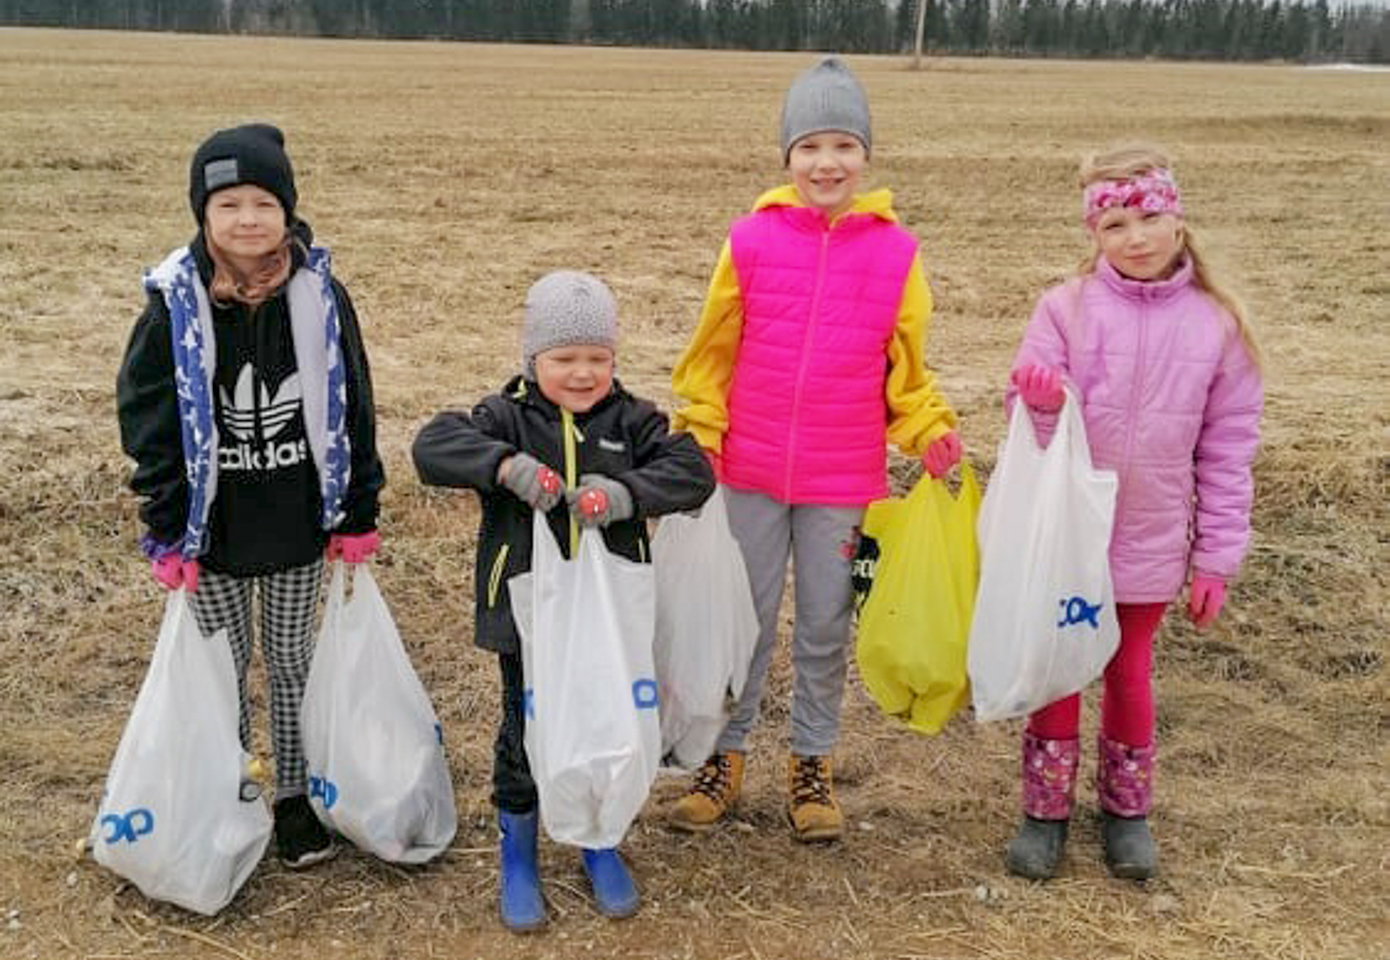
[1027,602,1167,747]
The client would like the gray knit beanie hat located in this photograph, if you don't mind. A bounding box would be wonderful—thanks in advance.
[522,270,619,376]
[780,56,872,163]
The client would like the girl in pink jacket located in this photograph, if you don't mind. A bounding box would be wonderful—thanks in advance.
[1004,145,1263,881]
[668,57,960,842]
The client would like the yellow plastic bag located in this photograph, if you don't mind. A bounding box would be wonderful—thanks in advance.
[854,464,980,734]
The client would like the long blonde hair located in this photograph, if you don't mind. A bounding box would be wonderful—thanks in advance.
[1077,144,1261,367]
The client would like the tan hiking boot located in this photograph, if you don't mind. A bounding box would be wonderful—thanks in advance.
[788,754,843,842]
[669,751,745,832]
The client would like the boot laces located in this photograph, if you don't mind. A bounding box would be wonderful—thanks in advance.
[691,754,731,801]
[791,756,833,807]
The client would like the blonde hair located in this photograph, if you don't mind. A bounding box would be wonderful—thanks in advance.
[1077,144,1261,367]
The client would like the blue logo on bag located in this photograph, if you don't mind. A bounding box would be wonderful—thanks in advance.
[523,688,535,719]
[632,678,659,710]
[1057,596,1103,629]
[100,808,154,844]
[309,775,339,810]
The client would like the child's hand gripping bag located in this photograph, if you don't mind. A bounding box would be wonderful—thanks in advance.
[90,589,271,915]
[967,390,1120,721]
[854,463,980,734]
[301,562,457,863]
[509,513,660,849]
[651,487,759,770]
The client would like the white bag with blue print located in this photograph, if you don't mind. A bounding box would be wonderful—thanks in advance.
[90,589,271,915]
[509,513,660,849]
[968,390,1121,722]
[651,488,758,771]
[301,563,457,863]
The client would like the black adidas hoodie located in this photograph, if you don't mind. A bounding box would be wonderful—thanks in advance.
[117,226,384,577]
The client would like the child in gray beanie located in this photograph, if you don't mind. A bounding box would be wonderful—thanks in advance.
[412,270,714,932]
[668,56,963,842]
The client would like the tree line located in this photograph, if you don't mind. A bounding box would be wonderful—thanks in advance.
[3,0,1387,63]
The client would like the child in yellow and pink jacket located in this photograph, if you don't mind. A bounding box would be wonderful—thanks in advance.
[667,56,960,843]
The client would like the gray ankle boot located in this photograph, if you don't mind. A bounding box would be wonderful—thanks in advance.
[1006,817,1070,880]
[1005,733,1079,880]
[1097,736,1158,880]
[1101,814,1156,880]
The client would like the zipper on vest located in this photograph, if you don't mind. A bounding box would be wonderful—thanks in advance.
[784,228,832,499]
[562,408,579,556]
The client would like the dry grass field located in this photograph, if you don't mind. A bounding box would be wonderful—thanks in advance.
[1,26,1387,960]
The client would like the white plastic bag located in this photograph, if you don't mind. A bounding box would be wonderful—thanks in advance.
[651,488,758,770]
[91,590,271,915]
[968,390,1121,722]
[509,514,660,849]
[302,563,457,863]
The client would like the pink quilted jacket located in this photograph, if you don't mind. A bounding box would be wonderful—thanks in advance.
[1007,256,1263,602]
[722,203,919,504]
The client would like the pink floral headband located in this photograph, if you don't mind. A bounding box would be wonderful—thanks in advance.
[1082,168,1184,225]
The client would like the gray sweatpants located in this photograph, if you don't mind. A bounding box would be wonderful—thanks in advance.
[716,487,864,757]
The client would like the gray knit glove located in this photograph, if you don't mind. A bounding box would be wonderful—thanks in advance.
[567,474,634,528]
[499,453,563,512]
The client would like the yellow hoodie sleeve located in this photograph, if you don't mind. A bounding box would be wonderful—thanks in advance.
[671,239,742,453]
[885,253,957,456]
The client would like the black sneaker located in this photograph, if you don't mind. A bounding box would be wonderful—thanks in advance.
[273,794,336,869]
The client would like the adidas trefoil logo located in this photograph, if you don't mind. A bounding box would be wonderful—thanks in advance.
[218,364,308,471]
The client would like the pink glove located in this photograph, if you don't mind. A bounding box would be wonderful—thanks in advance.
[1187,574,1227,629]
[921,431,962,479]
[1011,364,1065,412]
[327,531,380,564]
[151,555,199,592]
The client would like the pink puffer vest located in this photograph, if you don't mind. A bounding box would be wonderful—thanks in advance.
[721,204,918,504]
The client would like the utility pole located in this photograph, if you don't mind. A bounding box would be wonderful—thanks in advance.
[913,0,929,69]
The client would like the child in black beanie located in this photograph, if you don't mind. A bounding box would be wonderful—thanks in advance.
[116,123,385,869]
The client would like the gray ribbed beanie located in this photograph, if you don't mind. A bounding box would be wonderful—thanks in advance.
[780,56,872,163]
[522,271,619,376]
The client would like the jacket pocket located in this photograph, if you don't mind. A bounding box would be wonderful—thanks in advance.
[486,543,511,609]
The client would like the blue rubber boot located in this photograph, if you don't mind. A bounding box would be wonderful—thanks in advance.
[498,811,545,932]
[581,847,640,919]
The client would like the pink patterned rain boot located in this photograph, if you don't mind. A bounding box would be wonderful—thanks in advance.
[1005,733,1079,880]
[1097,735,1157,879]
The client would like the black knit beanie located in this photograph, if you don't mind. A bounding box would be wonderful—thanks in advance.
[188,123,297,224]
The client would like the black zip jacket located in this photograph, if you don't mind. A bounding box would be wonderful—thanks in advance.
[412,375,715,654]
[116,229,384,576]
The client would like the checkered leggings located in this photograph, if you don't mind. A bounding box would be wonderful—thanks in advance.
[188,558,324,798]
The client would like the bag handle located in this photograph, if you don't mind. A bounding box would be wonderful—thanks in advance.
[998,392,1046,467]
[917,459,979,504]
[1054,386,1100,474]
